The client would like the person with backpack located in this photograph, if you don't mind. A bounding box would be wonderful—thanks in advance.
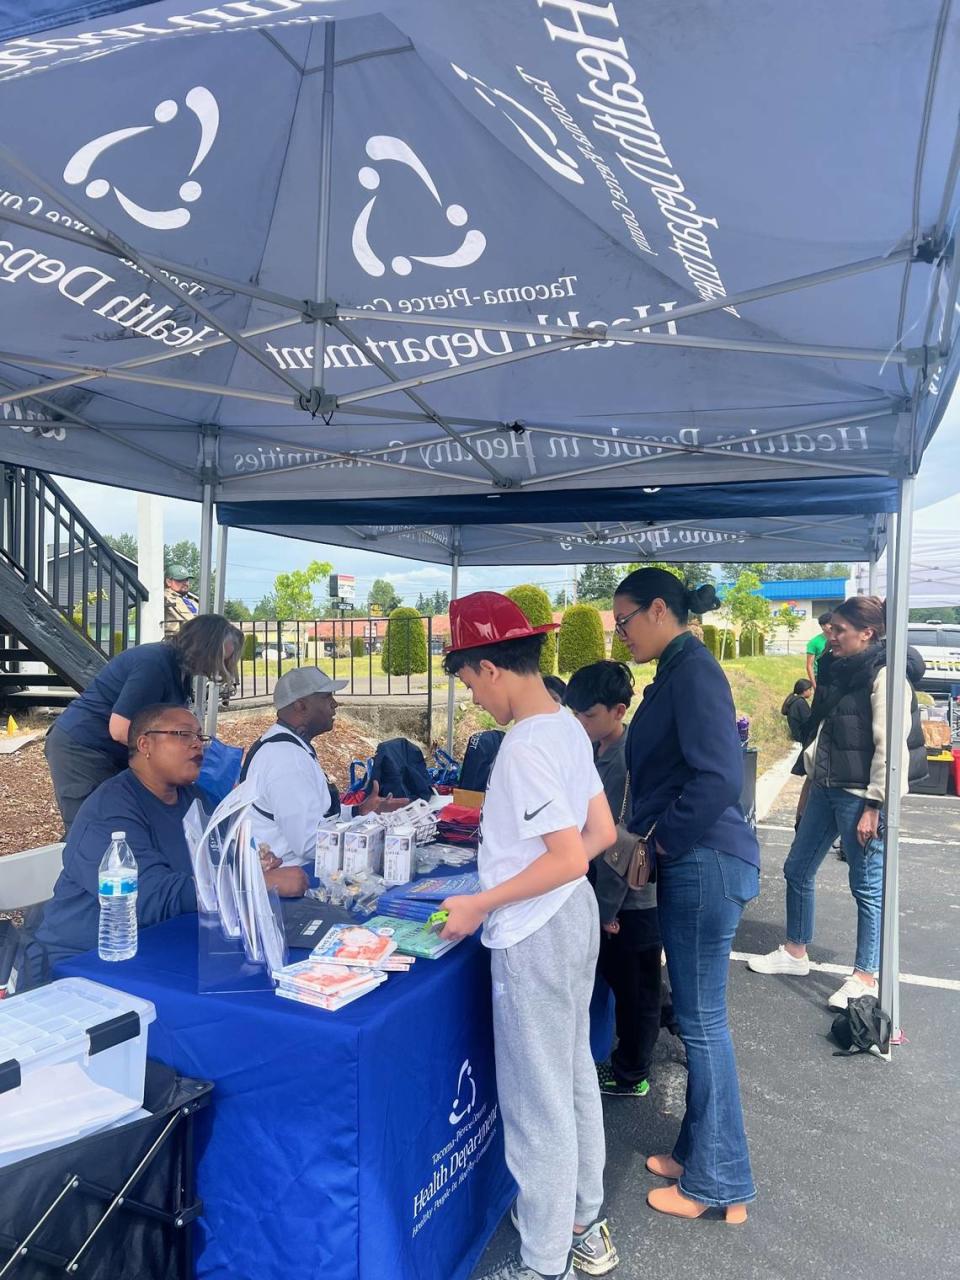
[242,668,406,866]
[564,660,662,1100]
[781,679,813,742]
[439,593,619,1280]
[749,596,927,1009]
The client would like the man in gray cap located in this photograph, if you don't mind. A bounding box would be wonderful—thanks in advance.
[163,563,199,638]
[239,667,405,866]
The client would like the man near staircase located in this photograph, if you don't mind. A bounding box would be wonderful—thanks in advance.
[163,563,200,639]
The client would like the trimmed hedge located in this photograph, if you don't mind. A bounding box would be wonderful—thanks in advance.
[558,603,606,674]
[505,584,556,674]
[738,629,766,657]
[241,632,257,661]
[351,635,366,658]
[381,607,428,675]
[610,630,632,664]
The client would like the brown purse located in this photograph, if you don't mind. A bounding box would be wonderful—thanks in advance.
[601,774,656,889]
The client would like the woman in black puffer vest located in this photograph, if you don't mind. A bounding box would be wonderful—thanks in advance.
[749,596,926,1011]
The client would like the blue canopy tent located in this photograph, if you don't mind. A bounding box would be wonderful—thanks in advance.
[1,0,959,1042]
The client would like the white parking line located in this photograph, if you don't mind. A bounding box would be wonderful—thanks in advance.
[757,823,960,848]
[731,951,960,992]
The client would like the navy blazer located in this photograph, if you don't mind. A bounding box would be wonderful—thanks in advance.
[625,635,760,867]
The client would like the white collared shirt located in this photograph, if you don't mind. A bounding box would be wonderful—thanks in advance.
[245,722,348,866]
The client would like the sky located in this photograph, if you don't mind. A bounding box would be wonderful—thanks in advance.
[57,475,960,611]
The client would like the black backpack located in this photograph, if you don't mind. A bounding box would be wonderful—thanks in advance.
[364,738,433,801]
[458,730,505,792]
[830,994,891,1056]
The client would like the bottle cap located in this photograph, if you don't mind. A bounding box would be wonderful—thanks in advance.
[111,830,126,840]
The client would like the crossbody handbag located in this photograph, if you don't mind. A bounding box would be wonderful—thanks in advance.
[601,773,656,890]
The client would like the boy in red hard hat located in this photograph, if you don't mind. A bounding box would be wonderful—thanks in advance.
[440,592,619,1280]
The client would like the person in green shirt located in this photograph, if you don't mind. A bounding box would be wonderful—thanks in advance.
[806,612,834,686]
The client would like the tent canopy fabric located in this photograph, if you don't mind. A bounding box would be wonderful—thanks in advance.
[0,0,957,532]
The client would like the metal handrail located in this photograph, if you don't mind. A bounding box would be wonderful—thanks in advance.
[1,465,148,657]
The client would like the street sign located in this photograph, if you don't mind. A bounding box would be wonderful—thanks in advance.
[329,573,356,603]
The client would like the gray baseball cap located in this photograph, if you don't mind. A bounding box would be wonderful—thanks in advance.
[273,667,348,708]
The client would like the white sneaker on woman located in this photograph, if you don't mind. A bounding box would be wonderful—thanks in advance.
[828,975,876,1009]
[747,945,810,976]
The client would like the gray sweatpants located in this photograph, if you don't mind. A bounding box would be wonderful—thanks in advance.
[490,880,605,1277]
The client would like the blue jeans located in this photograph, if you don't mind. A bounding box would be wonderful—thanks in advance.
[657,846,759,1207]
[784,783,884,974]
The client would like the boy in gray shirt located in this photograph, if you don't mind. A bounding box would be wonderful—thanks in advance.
[566,661,663,1098]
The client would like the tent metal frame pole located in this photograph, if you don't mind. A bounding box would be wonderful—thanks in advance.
[0,199,910,332]
[878,474,915,1048]
[446,531,461,754]
[331,317,510,485]
[0,144,313,400]
[195,479,216,732]
[205,522,230,738]
[337,245,914,342]
[868,555,879,595]
[311,19,336,389]
[332,325,910,411]
[0,317,301,409]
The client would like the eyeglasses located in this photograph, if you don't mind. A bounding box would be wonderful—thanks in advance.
[143,729,211,745]
[614,605,644,637]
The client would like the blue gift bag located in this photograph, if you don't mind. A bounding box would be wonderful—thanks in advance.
[197,737,243,805]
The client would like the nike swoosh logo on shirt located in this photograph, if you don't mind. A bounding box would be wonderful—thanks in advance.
[523,801,552,822]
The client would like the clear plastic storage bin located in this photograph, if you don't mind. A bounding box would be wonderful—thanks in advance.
[0,976,156,1168]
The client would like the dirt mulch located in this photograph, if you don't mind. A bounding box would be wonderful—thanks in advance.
[0,709,379,858]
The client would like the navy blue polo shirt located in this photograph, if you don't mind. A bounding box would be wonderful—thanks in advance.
[33,769,202,969]
[56,642,192,763]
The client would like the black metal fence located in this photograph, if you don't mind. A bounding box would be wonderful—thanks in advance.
[233,614,436,725]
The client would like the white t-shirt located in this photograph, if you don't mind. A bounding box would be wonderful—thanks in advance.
[479,710,603,949]
[246,723,347,866]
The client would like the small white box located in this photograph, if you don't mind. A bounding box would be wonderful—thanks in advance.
[343,822,385,875]
[314,821,348,878]
[383,828,416,886]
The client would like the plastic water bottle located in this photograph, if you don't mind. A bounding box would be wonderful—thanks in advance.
[98,831,138,962]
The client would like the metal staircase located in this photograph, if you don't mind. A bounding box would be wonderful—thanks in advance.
[0,466,148,707]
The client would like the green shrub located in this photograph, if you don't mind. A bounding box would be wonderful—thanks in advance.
[610,630,633,664]
[505,584,556,674]
[715,628,736,660]
[351,635,366,658]
[241,632,257,661]
[738,628,766,657]
[381,607,428,675]
[701,624,719,658]
[558,604,606,674]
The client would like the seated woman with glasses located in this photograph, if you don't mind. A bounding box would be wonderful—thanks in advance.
[28,703,306,980]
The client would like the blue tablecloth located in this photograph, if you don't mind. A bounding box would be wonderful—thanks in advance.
[59,915,514,1280]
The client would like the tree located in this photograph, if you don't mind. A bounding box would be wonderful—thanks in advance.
[558,604,606,674]
[505,584,557,674]
[223,598,252,623]
[553,588,570,609]
[105,532,138,561]
[381,606,428,675]
[721,562,768,583]
[774,603,801,652]
[163,539,202,582]
[271,559,333,619]
[623,560,716,584]
[576,563,622,602]
[431,589,450,615]
[724,571,772,656]
[761,562,851,581]
[252,593,278,620]
[369,578,401,616]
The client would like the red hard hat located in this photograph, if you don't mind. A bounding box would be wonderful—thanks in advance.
[446,592,559,653]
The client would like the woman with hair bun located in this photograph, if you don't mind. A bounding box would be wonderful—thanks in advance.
[613,568,759,1224]
[749,595,927,1008]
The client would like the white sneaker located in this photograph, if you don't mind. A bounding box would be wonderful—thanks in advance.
[828,975,877,1010]
[747,945,810,976]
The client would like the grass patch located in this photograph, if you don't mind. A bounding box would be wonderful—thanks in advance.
[450,653,806,772]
